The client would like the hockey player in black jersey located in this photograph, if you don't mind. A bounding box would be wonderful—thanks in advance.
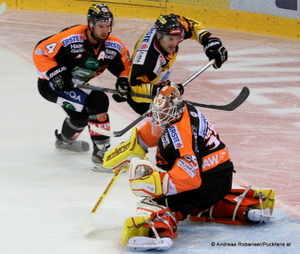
[113,14,227,115]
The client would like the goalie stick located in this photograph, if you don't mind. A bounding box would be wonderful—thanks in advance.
[0,2,6,15]
[86,60,215,137]
[89,87,250,137]
[79,167,125,235]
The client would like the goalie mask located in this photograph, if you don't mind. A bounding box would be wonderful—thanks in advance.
[87,4,114,26]
[151,86,184,129]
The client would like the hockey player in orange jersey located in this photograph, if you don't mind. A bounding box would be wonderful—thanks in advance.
[32,4,131,172]
[102,85,275,251]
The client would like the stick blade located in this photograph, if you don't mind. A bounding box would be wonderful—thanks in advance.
[79,224,95,236]
[79,214,96,235]
[90,125,114,136]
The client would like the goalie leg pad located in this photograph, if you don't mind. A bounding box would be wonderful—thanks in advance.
[103,127,146,171]
[122,198,181,246]
[122,216,150,246]
[189,186,276,225]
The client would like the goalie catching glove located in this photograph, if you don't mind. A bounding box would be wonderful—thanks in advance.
[102,127,146,172]
[129,157,163,197]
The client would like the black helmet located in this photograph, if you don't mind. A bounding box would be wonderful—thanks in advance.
[87,4,113,25]
[155,14,183,36]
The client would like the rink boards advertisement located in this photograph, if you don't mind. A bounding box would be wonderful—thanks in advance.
[3,0,300,39]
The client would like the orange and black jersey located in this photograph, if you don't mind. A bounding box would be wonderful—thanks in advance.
[129,15,210,103]
[33,25,131,82]
[139,103,233,195]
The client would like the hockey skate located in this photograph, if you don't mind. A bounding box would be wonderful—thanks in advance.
[92,144,111,172]
[246,208,273,223]
[127,236,173,252]
[55,130,89,152]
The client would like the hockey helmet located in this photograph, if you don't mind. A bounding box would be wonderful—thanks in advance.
[151,85,184,127]
[87,4,113,25]
[155,14,184,37]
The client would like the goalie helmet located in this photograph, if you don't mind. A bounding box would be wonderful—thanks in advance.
[155,14,184,37]
[87,4,113,25]
[151,85,184,127]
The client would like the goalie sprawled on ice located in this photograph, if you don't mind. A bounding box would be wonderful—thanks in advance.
[102,85,275,252]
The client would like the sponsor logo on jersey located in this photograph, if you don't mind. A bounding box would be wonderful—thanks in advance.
[105,49,117,56]
[159,54,167,65]
[63,90,83,102]
[61,34,84,47]
[35,48,47,55]
[133,50,147,65]
[70,44,85,53]
[140,44,148,50]
[85,57,100,69]
[202,149,229,172]
[161,133,170,148]
[62,101,76,110]
[192,125,199,153]
[190,111,197,118]
[141,26,156,45]
[177,159,196,177]
[138,26,156,51]
[70,44,83,49]
[105,40,122,54]
[71,48,85,53]
[168,125,184,149]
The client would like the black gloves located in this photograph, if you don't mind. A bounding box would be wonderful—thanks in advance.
[47,66,73,90]
[166,81,184,95]
[112,77,130,103]
[204,37,228,69]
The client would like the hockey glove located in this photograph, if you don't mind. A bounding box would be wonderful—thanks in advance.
[46,66,73,91]
[103,127,146,171]
[204,37,228,69]
[169,82,184,95]
[129,157,163,197]
[112,77,130,103]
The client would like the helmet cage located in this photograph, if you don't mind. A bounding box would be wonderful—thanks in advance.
[151,86,184,127]
[87,4,113,26]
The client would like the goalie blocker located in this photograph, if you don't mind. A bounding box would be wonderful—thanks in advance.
[103,127,146,171]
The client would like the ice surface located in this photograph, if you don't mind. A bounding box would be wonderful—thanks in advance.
[0,9,299,254]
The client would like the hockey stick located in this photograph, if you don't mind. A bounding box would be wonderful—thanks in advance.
[88,61,214,137]
[90,108,152,137]
[75,59,215,99]
[89,86,249,137]
[189,86,250,111]
[0,2,6,15]
[79,166,125,235]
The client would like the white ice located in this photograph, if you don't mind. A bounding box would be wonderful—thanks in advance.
[0,10,299,254]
